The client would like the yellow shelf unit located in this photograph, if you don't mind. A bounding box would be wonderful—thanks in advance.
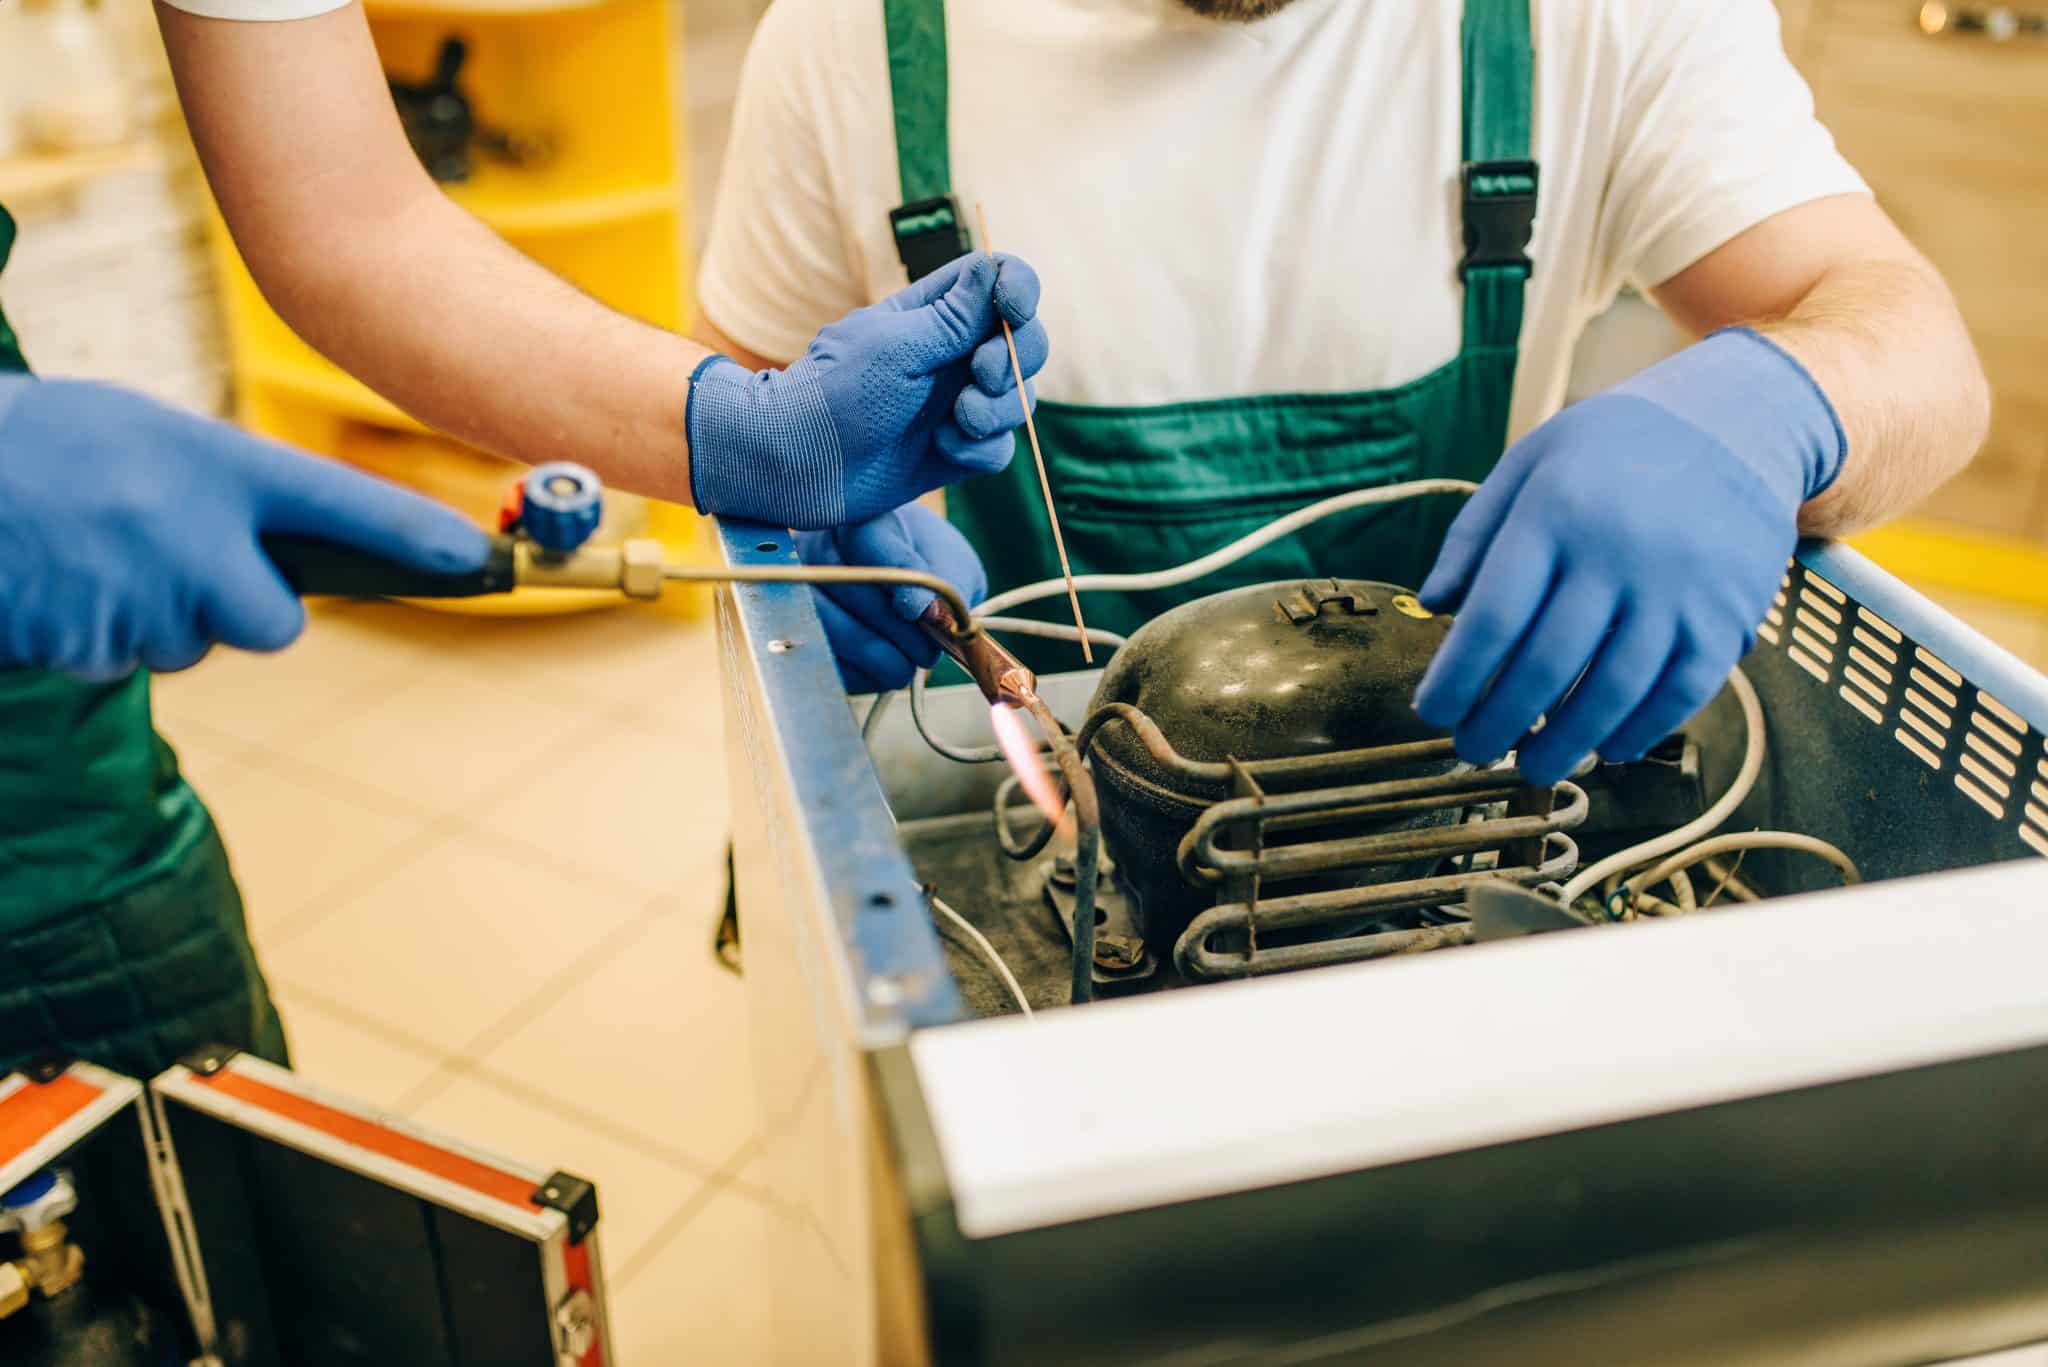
[1849,518,2048,614]
[208,0,706,617]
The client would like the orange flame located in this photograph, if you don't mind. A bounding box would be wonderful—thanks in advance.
[989,702,1066,827]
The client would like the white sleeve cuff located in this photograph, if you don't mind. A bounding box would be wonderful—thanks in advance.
[156,0,354,19]
[1628,165,1872,292]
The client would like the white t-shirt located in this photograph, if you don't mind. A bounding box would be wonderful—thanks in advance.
[155,0,348,19]
[700,0,1867,442]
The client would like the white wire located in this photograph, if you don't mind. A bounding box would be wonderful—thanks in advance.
[975,615,1129,650]
[975,478,1479,618]
[861,690,895,742]
[1559,667,1766,906]
[1623,831,1861,901]
[930,894,1033,1017]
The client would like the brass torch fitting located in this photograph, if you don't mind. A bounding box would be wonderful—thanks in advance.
[918,598,1037,707]
[0,1223,85,1319]
[17,1222,83,1299]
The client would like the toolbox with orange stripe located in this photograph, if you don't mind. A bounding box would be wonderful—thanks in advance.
[0,1049,611,1366]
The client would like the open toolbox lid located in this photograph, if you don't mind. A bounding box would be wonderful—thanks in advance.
[0,1051,610,1367]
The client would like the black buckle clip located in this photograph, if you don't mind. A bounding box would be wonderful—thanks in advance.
[889,194,974,284]
[1460,159,1539,281]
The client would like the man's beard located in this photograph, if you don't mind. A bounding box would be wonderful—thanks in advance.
[1175,0,1301,20]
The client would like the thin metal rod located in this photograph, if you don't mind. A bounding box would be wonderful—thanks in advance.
[973,203,1092,663]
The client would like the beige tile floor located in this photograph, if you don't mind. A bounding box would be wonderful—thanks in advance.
[151,595,768,1363]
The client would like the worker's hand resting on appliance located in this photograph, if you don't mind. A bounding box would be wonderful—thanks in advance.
[796,505,987,694]
[689,252,1045,530]
[1415,330,1832,785]
[0,375,485,680]
[1413,199,1987,788]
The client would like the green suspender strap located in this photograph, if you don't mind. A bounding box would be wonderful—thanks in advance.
[1458,0,1539,454]
[884,0,971,280]
[878,0,1537,644]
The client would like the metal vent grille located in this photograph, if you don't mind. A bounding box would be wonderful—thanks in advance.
[1759,562,2048,858]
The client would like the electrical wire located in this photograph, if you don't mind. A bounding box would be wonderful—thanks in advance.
[976,616,1128,651]
[861,691,895,743]
[911,664,1007,763]
[976,478,1480,618]
[1622,832,1861,902]
[993,772,1063,860]
[930,893,1033,1018]
[1560,667,1766,907]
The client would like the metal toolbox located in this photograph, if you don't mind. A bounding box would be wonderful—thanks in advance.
[717,520,2048,1367]
[0,1051,610,1366]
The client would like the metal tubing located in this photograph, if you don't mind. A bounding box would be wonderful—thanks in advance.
[659,561,981,636]
[1075,703,1461,790]
[1180,780,1589,884]
[1176,835,1580,980]
[1024,693,1101,1005]
[1183,923,1476,980]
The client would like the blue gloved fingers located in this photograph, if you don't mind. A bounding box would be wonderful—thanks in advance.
[881,251,985,313]
[200,543,308,655]
[1451,575,1620,767]
[1419,439,1543,612]
[1412,525,1558,731]
[811,588,919,693]
[968,317,1050,397]
[1515,613,1675,786]
[954,378,1037,442]
[250,439,490,573]
[841,504,988,623]
[1597,641,1735,765]
[140,634,213,675]
[990,252,1042,329]
[884,253,1007,375]
[933,422,1017,475]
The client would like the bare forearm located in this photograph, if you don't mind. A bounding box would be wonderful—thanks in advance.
[1757,257,1989,537]
[158,2,707,503]
[1652,196,1989,540]
[261,190,705,500]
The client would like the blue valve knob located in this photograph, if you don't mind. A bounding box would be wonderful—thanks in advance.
[520,462,604,552]
[2,1171,55,1208]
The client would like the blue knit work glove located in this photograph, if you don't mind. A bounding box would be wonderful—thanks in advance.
[687,253,1046,530]
[1413,328,1846,786]
[0,375,487,679]
[796,504,988,694]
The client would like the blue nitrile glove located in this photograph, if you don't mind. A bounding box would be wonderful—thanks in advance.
[687,252,1047,530]
[795,504,988,694]
[1413,327,1846,786]
[0,376,487,679]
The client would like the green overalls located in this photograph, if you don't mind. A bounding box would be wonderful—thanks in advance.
[0,203,286,1081]
[882,0,1538,639]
